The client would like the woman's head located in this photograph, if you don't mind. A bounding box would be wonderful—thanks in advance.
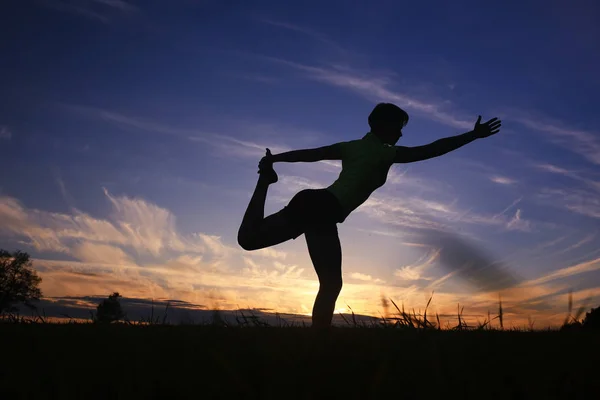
[368,103,409,145]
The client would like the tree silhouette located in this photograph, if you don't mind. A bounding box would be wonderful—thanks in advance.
[95,292,125,323]
[582,306,600,330]
[0,249,42,315]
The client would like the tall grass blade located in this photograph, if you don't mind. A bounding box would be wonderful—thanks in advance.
[498,296,504,330]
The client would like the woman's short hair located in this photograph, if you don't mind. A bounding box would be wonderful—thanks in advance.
[368,103,409,129]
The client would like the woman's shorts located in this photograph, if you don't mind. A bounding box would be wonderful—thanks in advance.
[279,189,345,240]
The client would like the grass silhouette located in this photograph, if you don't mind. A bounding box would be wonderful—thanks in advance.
[1,295,599,399]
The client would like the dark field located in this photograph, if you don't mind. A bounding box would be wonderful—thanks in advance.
[1,324,599,399]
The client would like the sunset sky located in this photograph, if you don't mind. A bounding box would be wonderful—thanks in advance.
[2,0,600,328]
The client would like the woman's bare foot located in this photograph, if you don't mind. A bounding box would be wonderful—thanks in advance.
[258,148,278,184]
[258,162,278,184]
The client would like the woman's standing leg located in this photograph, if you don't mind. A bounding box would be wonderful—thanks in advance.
[305,224,343,329]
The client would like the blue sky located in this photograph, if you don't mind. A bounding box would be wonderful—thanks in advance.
[1,0,600,327]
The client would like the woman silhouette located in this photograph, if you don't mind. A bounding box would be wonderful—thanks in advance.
[237,103,501,329]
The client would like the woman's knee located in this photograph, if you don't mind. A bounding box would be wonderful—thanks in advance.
[321,276,343,294]
[237,230,257,251]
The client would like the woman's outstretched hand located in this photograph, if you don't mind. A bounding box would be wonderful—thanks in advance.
[472,116,502,138]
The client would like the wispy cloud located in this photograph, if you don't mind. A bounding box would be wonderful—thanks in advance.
[550,232,597,256]
[394,249,439,281]
[259,57,473,129]
[255,17,347,54]
[534,162,600,192]
[0,126,11,140]
[192,134,291,159]
[515,115,600,166]
[427,270,459,290]
[523,256,600,287]
[226,72,281,84]
[91,0,136,12]
[276,175,327,194]
[361,190,533,234]
[385,167,448,193]
[493,197,522,219]
[42,0,138,23]
[0,189,199,257]
[64,104,200,138]
[65,104,309,160]
[0,187,284,273]
[529,161,600,220]
[34,259,169,299]
[359,195,448,232]
[349,272,385,284]
[247,19,481,131]
[489,175,517,185]
[535,163,572,175]
[53,169,76,209]
[537,187,600,219]
[0,188,290,266]
[242,258,305,281]
[506,209,531,232]
[71,242,134,265]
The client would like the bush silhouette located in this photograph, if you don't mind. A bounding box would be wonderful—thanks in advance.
[582,306,600,330]
[0,249,42,315]
[95,292,125,323]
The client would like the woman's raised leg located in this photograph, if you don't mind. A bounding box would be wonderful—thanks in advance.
[237,173,298,251]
